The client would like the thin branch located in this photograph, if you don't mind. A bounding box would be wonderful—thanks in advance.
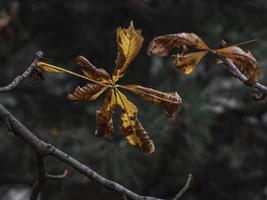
[29,154,68,200]
[45,169,68,180]
[173,174,193,200]
[0,103,191,200]
[219,57,267,100]
[30,154,46,200]
[0,51,43,92]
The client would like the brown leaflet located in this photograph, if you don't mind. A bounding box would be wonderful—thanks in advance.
[76,56,112,84]
[147,33,210,57]
[112,21,144,82]
[119,84,182,117]
[173,51,208,74]
[216,46,260,85]
[67,83,107,101]
[115,90,155,154]
[95,90,116,139]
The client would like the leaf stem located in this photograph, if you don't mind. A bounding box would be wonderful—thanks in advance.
[36,62,111,87]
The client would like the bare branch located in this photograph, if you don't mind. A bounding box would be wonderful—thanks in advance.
[173,174,193,200]
[30,155,68,199]
[0,103,191,200]
[30,154,46,200]
[45,169,68,180]
[0,51,43,92]
[219,57,267,100]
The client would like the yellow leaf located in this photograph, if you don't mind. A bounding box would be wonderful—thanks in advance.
[112,21,144,82]
[115,89,155,154]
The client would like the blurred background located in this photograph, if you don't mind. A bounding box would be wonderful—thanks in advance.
[0,0,267,199]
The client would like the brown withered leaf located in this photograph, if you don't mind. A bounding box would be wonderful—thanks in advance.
[115,90,155,154]
[147,33,210,57]
[148,32,261,87]
[120,84,182,117]
[76,56,112,84]
[67,83,107,101]
[173,51,208,74]
[112,21,144,82]
[95,90,116,139]
[216,46,260,85]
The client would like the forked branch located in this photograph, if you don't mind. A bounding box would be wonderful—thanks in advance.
[0,51,43,92]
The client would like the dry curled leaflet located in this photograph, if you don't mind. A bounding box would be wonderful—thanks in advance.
[35,22,182,154]
[148,33,260,86]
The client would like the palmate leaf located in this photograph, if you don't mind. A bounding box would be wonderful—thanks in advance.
[148,32,261,85]
[34,22,183,154]
[112,21,144,82]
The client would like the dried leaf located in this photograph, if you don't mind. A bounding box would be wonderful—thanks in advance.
[115,90,155,154]
[95,90,116,139]
[121,84,182,117]
[76,56,111,83]
[216,46,260,85]
[173,51,208,74]
[67,83,107,101]
[147,33,210,57]
[112,21,144,82]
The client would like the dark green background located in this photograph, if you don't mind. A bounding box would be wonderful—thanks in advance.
[0,0,267,199]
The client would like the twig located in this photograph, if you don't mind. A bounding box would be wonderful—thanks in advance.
[45,169,68,180]
[29,153,68,200]
[30,154,46,200]
[173,174,193,200]
[0,103,192,200]
[219,57,267,100]
[0,51,43,92]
